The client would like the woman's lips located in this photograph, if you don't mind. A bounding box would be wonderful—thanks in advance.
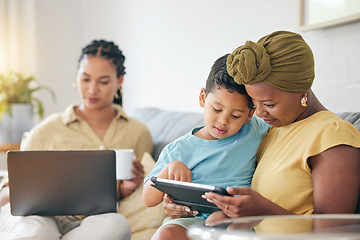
[88,97,99,103]
[263,118,275,124]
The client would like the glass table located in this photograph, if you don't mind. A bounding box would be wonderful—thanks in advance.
[187,214,360,240]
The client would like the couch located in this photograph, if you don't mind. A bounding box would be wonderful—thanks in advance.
[130,107,360,218]
[2,108,357,239]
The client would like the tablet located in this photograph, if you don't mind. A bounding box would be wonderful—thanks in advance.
[150,176,232,213]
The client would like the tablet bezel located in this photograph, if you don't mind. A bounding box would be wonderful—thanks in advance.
[150,176,231,213]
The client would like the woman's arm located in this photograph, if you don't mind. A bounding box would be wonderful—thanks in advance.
[310,145,360,213]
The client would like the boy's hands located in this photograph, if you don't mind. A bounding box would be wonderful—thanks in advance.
[143,160,192,207]
[165,161,192,182]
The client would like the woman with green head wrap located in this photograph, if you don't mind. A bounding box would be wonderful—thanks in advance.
[203,31,360,220]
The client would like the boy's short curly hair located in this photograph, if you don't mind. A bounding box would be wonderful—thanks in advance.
[205,54,254,110]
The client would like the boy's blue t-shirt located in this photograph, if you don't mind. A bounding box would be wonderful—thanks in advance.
[145,115,270,189]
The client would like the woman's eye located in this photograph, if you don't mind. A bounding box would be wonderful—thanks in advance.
[81,78,90,82]
[100,81,109,85]
[232,115,241,119]
[265,104,275,108]
[213,107,221,112]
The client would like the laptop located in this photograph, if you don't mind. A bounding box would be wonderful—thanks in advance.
[7,150,117,216]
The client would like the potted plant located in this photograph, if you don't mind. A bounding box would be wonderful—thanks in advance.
[0,71,55,143]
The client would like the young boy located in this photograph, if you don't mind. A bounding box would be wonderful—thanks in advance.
[142,54,269,239]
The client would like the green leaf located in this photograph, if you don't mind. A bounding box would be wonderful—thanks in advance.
[0,71,56,121]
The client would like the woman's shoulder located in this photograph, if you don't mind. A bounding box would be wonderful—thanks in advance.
[309,110,340,121]
[293,110,360,148]
[266,110,360,146]
[276,111,359,138]
[303,110,357,131]
[25,105,77,138]
[31,111,65,132]
[21,108,71,150]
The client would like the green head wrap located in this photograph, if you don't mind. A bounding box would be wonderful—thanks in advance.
[227,31,315,93]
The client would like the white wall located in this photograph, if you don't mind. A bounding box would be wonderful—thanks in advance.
[34,0,83,122]
[34,0,360,123]
[303,24,360,113]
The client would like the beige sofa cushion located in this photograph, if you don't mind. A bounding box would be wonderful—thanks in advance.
[118,152,167,240]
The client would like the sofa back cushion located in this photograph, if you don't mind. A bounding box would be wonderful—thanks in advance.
[337,112,360,132]
[130,107,204,160]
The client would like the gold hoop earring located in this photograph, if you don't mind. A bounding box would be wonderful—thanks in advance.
[301,96,308,107]
[114,89,120,98]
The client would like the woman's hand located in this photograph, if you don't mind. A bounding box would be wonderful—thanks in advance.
[163,194,198,219]
[120,159,144,198]
[203,187,291,218]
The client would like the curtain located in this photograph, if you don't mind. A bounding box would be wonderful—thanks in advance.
[0,0,36,74]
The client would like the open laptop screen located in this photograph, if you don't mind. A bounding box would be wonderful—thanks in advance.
[7,150,117,216]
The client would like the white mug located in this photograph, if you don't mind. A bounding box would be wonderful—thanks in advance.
[113,149,135,180]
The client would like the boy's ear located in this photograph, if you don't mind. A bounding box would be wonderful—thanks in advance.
[199,88,206,107]
[245,108,255,123]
